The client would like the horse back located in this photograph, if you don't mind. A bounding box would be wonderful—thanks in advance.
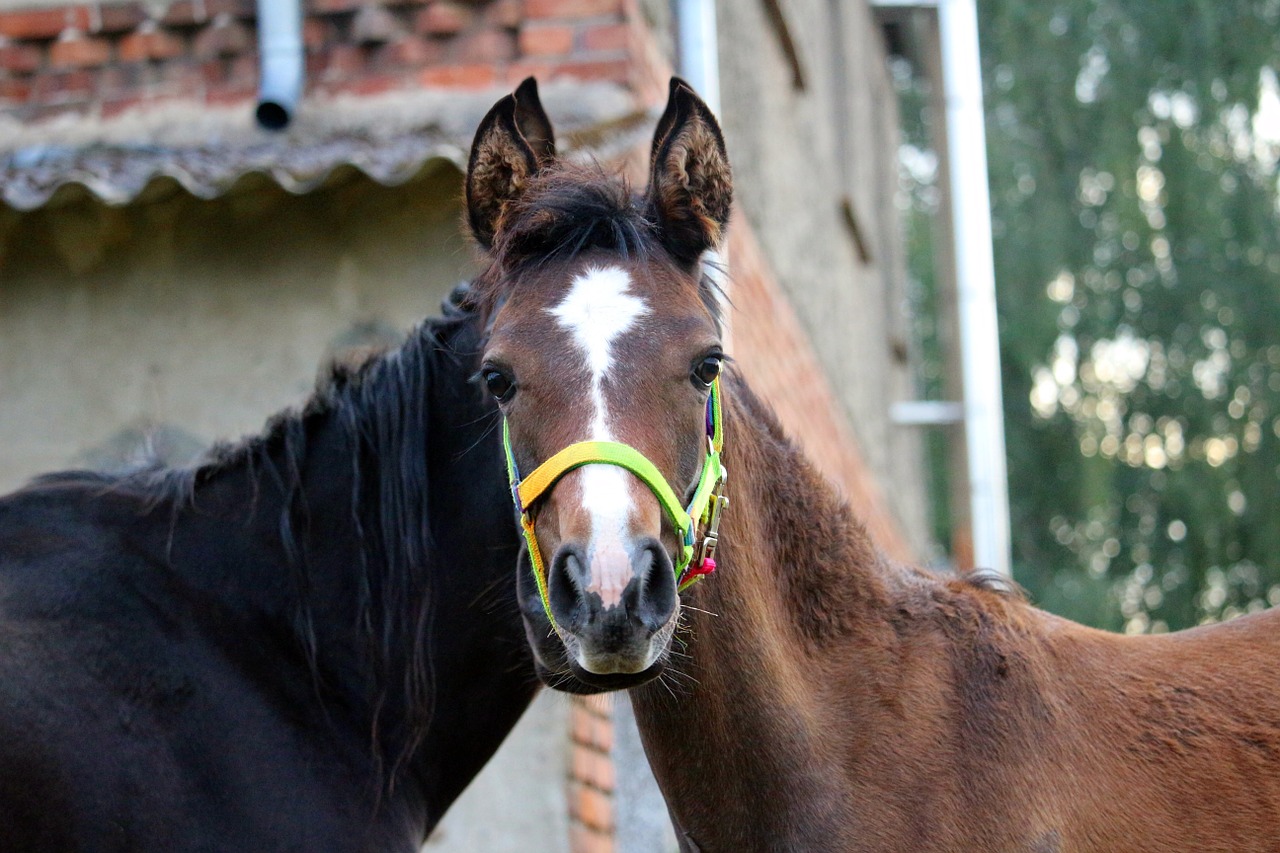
[1005,605,1280,852]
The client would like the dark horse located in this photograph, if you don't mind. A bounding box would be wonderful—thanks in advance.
[0,293,537,850]
[463,78,1280,851]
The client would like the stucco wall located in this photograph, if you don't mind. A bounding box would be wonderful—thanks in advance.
[713,0,931,557]
[0,166,473,491]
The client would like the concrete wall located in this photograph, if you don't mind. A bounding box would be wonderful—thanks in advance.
[427,691,571,852]
[0,166,473,491]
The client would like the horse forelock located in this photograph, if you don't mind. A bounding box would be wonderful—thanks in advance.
[467,161,724,332]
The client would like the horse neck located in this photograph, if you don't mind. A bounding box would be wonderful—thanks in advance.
[631,377,913,845]
[157,359,424,744]
[160,316,533,817]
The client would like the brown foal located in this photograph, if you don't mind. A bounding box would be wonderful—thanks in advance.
[465,78,1280,852]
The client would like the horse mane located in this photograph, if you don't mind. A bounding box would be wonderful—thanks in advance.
[467,161,725,328]
[721,368,1029,659]
[29,305,484,776]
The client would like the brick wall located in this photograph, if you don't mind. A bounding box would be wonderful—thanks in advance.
[0,0,668,122]
[728,214,916,564]
[568,694,615,853]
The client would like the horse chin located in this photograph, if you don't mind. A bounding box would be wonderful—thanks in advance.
[522,613,669,693]
[530,658,666,693]
[567,659,665,690]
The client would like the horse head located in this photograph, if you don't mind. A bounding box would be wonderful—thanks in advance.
[465,78,732,690]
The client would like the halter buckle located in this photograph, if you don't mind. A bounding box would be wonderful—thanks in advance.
[688,467,728,581]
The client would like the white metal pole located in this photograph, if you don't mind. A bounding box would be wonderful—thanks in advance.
[675,0,721,116]
[255,0,304,130]
[937,0,1012,576]
[675,0,730,341]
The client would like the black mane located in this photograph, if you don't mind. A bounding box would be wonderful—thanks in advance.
[30,301,493,771]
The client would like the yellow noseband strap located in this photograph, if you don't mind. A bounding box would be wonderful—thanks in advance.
[515,442,690,536]
[501,378,726,630]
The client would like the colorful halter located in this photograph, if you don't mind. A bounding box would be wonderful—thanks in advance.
[501,378,727,629]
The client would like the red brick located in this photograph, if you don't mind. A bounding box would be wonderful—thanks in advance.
[0,76,32,103]
[458,27,514,62]
[94,4,148,34]
[581,21,626,52]
[539,56,630,84]
[569,782,613,832]
[505,59,553,83]
[160,1,205,26]
[0,41,43,73]
[48,31,112,68]
[192,15,252,59]
[205,84,254,105]
[572,746,616,791]
[525,0,621,19]
[0,8,90,40]
[591,714,614,750]
[321,42,365,78]
[118,24,186,62]
[161,0,252,25]
[374,33,441,67]
[101,93,145,118]
[569,824,614,853]
[571,700,594,745]
[418,62,494,88]
[518,23,572,56]
[303,17,334,50]
[415,1,472,35]
[485,0,522,28]
[32,67,95,101]
[344,73,400,94]
[227,53,258,85]
[570,701,614,749]
[508,56,633,86]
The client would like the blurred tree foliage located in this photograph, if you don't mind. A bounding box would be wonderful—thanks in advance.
[901,1,1280,631]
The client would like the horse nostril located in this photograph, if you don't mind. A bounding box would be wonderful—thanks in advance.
[632,540,676,633]
[548,546,588,630]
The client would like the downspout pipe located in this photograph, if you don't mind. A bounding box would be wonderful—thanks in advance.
[675,0,729,338]
[255,0,304,131]
[937,0,1012,577]
[675,0,721,116]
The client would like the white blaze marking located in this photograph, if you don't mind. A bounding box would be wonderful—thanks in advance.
[549,265,649,609]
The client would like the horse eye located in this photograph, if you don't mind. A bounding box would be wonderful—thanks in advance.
[484,369,516,402]
[692,355,722,389]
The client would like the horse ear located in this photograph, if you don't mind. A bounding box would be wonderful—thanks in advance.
[465,77,557,249]
[647,77,733,266]
[512,77,556,165]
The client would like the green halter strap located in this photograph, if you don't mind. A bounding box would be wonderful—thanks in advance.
[502,378,726,629]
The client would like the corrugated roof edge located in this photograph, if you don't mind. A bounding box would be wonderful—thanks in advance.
[0,81,645,211]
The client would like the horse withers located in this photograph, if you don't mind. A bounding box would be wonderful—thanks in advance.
[0,295,535,851]
[463,77,1280,851]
